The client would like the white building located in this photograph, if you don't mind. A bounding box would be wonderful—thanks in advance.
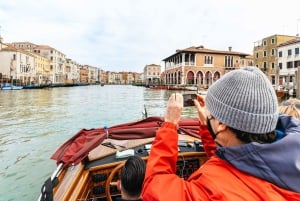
[65,58,80,83]
[85,65,99,84]
[277,38,300,93]
[0,45,35,85]
[143,64,161,85]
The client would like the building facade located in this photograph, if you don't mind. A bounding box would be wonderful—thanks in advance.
[253,34,298,86]
[143,64,161,86]
[33,45,66,84]
[65,58,80,84]
[32,52,51,85]
[277,38,300,95]
[0,45,35,85]
[162,45,252,88]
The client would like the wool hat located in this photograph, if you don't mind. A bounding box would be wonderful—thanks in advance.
[205,67,279,134]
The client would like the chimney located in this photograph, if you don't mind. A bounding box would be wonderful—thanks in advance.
[228,46,232,51]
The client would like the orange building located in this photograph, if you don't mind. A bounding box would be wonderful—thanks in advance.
[162,45,252,88]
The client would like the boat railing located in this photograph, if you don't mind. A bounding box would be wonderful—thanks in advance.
[38,163,64,201]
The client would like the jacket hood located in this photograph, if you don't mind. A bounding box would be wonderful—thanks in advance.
[217,114,300,192]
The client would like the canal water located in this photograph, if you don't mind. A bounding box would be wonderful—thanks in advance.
[0,85,198,201]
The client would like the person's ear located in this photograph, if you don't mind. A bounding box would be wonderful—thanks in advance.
[217,122,227,133]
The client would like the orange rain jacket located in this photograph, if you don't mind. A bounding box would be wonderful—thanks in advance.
[142,121,300,201]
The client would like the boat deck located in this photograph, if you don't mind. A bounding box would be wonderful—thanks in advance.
[52,134,208,201]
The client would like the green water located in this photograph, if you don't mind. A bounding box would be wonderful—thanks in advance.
[0,85,198,201]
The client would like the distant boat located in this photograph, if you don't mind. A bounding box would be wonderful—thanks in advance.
[185,86,198,91]
[23,84,47,89]
[101,82,105,86]
[198,90,207,95]
[1,83,23,90]
[150,85,199,91]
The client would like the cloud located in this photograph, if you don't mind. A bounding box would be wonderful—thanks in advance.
[1,0,300,72]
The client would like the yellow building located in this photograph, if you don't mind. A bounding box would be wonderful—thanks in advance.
[253,34,297,85]
[162,45,252,88]
[79,65,89,83]
[32,52,50,85]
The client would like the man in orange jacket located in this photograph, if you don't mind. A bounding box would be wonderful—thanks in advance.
[142,67,300,201]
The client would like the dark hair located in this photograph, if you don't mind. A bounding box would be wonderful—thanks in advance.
[121,156,146,197]
[229,127,277,143]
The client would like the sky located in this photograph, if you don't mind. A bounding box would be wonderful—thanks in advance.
[0,0,300,73]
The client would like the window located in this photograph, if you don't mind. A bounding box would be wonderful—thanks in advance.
[271,49,275,56]
[204,56,213,64]
[287,61,293,68]
[295,48,299,55]
[271,38,275,44]
[224,56,233,67]
[271,63,275,69]
[271,76,275,85]
[278,51,282,57]
[279,63,282,69]
[288,49,292,56]
[263,62,267,71]
[256,52,258,58]
[263,51,267,57]
[263,40,267,46]
[294,61,300,68]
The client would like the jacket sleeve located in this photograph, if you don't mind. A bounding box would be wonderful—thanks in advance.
[199,125,217,157]
[142,122,208,201]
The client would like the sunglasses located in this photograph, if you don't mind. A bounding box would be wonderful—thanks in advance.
[281,101,300,109]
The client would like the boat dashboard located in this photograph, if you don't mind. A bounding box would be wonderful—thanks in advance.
[53,138,208,201]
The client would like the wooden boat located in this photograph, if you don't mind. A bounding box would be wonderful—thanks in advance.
[38,116,208,201]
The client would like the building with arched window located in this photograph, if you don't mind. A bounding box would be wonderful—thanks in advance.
[162,45,252,88]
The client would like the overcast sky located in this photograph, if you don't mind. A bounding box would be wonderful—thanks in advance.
[0,0,300,72]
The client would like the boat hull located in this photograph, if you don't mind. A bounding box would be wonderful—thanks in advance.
[1,85,23,90]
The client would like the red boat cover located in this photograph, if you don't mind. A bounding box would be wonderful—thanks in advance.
[51,116,200,167]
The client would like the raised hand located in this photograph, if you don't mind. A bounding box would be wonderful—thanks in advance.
[164,93,183,125]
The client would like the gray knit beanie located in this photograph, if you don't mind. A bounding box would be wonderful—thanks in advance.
[205,67,278,134]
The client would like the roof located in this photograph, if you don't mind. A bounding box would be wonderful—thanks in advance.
[35,45,54,49]
[162,45,251,61]
[2,44,35,56]
[277,37,300,47]
[35,45,65,56]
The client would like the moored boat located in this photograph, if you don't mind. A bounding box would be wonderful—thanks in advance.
[184,86,198,91]
[38,116,208,201]
[1,83,23,90]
